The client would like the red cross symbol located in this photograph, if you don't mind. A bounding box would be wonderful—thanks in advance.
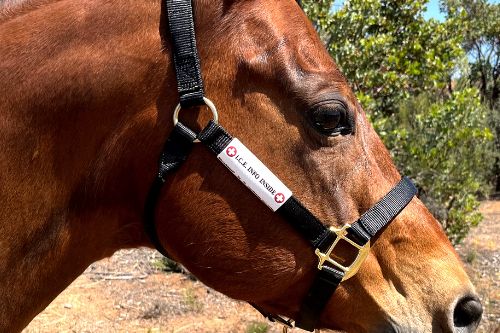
[274,193,285,204]
[226,146,237,157]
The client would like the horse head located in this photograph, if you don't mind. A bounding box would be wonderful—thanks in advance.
[155,1,482,332]
[0,0,482,332]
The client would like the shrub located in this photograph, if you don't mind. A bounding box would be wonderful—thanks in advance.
[378,89,494,243]
[246,322,269,333]
[302,0,496,244]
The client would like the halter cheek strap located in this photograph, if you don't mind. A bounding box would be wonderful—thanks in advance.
[196,121,417,330]
[165,0,204,107]
[145,0,417,331]
[144,121,417,331]
[144,122,197,257]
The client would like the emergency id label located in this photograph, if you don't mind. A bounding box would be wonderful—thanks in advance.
[217,138,292,211]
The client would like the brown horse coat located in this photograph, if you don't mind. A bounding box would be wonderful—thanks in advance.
[0,1,478,332]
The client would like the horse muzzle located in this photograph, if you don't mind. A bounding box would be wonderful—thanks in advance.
[372,294,483,333]
[450,295,483,333]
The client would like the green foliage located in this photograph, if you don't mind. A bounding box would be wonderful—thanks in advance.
[183,288,203,313]
[246,322,269,333]
[465,248,477,264]
[386,89,494,243]
[303,0,496,243]
[442,0,500,191]
[489,103,500,190]
[153,257,198,281]
[305,0,464,116]
[152,257,183,273]
[301,0,336,42]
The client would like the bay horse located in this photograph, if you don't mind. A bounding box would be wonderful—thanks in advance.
[0,0,483,332]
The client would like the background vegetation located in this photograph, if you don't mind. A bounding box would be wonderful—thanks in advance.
[303,0,498,243]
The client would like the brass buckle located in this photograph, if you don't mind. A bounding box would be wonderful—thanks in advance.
[315,224,370,281]
[278,316,294,333]
[283,327,321,333]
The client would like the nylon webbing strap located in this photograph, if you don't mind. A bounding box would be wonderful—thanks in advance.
[144,123,197,257]
[196,120,233,154]
[198,121,417,331]
[198,121,332,249]
[278,197,332,249]
[153,1,420,331]
[146,119,417,332]
[166,0,205,107]
[146,0,205,255]
[295,177,417,331]
[296,266,344,330]
[349,177,417,245]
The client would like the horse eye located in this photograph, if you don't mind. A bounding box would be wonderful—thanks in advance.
[309,103,350,136]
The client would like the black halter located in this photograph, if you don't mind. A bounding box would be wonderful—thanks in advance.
[144,0,417,331]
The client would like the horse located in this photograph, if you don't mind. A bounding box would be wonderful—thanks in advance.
[0,0,483,332]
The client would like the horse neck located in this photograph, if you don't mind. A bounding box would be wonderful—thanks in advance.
[0,0,263,329]
[0,0,180,330]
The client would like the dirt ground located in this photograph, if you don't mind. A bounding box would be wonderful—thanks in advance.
[455,200,500,333]
[23,201,500,333]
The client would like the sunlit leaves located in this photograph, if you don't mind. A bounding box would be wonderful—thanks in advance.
[303,0,495,243]
[304,0,464,115]
[389,90,494,243]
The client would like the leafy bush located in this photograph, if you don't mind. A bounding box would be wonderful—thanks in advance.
[152,256,183,273]
[380,89,494,243]
[303,0,496,243]
[488,103,500,192]
[304,0,464,116]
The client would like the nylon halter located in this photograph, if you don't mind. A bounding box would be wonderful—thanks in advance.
[144,0,418,331]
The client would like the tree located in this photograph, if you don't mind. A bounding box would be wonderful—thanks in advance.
[304,0,464,117]
[442,0,500,191]
[443,0,500,109]
[387,89,494,244]
[302,0,495,243]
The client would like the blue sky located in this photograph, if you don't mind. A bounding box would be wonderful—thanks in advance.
[333,0,499,21]
[424,0,500,20]
[423,0,445,21]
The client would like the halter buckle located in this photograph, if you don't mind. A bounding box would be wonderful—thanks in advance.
[315,224,370,281]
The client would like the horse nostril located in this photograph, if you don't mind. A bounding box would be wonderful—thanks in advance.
[453,296,483,330]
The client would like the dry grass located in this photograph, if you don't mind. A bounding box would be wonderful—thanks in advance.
[23,250,282,333]
[456,200,500,333]
[23,202,500,333]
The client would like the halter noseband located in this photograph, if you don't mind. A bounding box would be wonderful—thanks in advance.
[144,1,417,331]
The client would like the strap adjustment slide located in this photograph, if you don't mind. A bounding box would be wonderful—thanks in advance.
[315,224,370,281]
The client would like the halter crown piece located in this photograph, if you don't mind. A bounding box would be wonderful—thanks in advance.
[144,0,418,331]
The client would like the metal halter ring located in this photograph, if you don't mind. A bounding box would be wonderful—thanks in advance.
[173,97,218,143]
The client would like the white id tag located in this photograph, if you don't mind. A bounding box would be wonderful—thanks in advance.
[217,138,292,211]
